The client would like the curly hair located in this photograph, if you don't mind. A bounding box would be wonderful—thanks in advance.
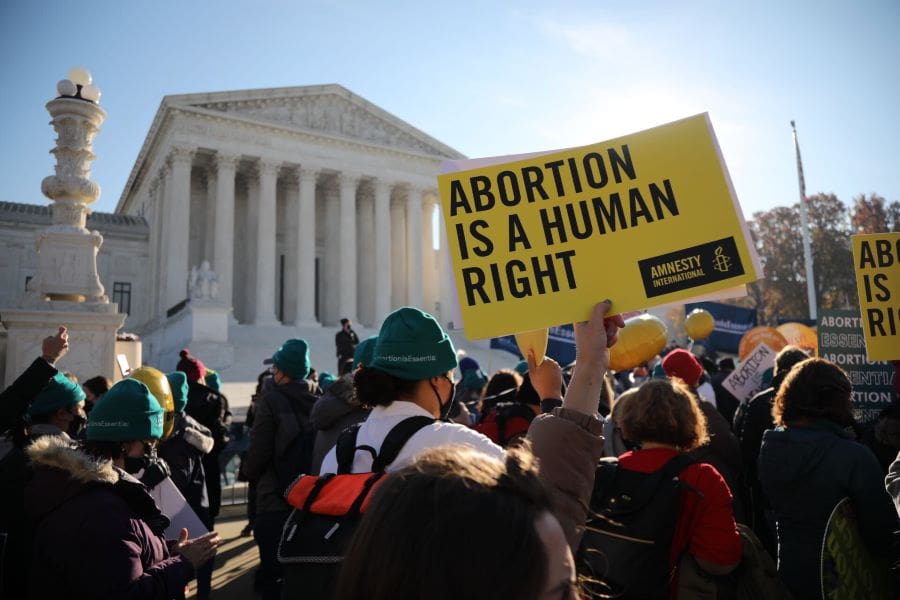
[615,379,709,450]
[336,445,553,600]
[352,366,420,408]
[772,358,853,427]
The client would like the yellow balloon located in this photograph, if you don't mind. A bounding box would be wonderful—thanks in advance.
[609,314,668,372]
[515,328,549,366]
[67,67,92,86]
[776,322,818,353]
[685,308,715,340]
[130,366,176,441]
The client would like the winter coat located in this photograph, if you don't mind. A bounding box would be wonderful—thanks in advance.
[185,383,231,454]
[334,329,359,362]
[157,412,214,511]
[689,398,746,523]
[25,436,194,599]
[861,402,900,473]
[0,422,75,599]
[242,379,320,513]
[0,356,57,435]
[759,422,899,599]
[711,370,739,424]
[309,376,369,475]
[528,407,605,551]
[185,382,231,518]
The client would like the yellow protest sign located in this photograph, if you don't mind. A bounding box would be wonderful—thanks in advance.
[438,114,761,339]
[852,232,900,361]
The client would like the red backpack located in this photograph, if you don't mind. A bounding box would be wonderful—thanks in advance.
[475,402,537,447]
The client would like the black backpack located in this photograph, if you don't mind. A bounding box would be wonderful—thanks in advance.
[273,396,317,493]
[578,453,699,599]
[278,415,434,600]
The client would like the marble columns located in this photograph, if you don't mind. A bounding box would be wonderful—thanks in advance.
[164,146,193,310]
[337,173,358,320]
[253,159,279,324]
[373,179,392,324]
[294,166,318,324]
[212,152,238,312]
[406,186,424,309]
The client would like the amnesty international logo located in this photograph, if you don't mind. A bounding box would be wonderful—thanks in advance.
[638,237,745,298]
[713,246,733,273]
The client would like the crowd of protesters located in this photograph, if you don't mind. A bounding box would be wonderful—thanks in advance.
[2,302,900,599]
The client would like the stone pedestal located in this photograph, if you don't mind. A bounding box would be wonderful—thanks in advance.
[139,301,234,373]
[2,303,125,385]
[0,73,129,387]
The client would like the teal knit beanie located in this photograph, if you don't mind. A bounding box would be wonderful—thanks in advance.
[272,338,311,379]
[461,368,487,392]
[352,336,378,370]
[167,371,189,413]
[205,371,221,391]
[514,360,529,376]
[28,372,86,416]
[651,363,667,380]
[370,307,457,380]
[86,379,164,441]
[319,372,337,391]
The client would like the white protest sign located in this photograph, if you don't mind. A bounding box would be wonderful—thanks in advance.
[149,477,209,538]
[722,342,776,403]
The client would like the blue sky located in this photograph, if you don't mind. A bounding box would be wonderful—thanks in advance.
[1,0,897,218]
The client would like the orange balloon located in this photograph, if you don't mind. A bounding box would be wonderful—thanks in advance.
[609,314,668,372]
[776,322,818,353]
[685,308,715,340]
[738,327,788,361]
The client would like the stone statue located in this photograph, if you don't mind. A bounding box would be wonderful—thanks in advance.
[189,260,218,300]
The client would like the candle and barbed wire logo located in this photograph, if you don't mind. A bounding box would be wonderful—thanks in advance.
[638,237,745,297]
[713,246,733,273]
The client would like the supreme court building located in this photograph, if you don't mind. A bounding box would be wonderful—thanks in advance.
[0,84,465,375]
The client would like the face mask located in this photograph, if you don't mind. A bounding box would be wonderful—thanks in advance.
[123,441,156,475]
[431,378,457,422]
[67,409,87,439]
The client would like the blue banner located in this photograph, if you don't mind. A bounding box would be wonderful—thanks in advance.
[685,301,757,354]
[490,325,578,366]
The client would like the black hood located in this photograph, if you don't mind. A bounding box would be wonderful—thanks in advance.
[758,425,845,488]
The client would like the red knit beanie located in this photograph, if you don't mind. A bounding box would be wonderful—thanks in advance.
[177,348,207,382]
[662,349,704,387]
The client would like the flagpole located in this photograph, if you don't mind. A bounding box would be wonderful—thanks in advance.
[791,120,817,320]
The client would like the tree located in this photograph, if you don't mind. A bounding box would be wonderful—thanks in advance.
[807,193,856,310]
[748,206,805,324]
[747,194,856,324]
[851,193,900,233]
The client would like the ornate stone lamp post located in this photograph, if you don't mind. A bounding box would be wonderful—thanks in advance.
[1,69,127,385]
[36,68,107,302]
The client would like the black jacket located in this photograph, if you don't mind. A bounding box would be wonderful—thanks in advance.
[157,412,214,511]
[759,422,898,599]
[243,379,320,512]
[335,329,359,361]
[185,382,231,454]
[0,357,57,435]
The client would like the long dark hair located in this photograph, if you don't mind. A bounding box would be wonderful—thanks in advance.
[335,445,551,600]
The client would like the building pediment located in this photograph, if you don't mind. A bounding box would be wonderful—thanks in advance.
[169,84,463,159]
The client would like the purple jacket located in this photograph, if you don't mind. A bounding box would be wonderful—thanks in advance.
[25,436,194,599]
